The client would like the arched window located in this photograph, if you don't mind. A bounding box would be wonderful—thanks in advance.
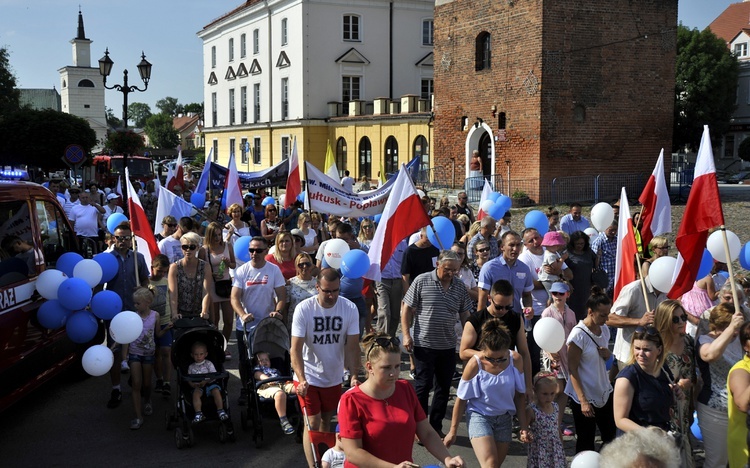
[336,137,347,176]
[384,136,399,176]
[358,137,372,179]
[475,32,491,71]
[78,79,95,87]
[413,135,429,172]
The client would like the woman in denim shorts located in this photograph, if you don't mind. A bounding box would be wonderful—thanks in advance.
[444,318,530,466]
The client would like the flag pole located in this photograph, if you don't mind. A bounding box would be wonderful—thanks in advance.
[719,225,741,306]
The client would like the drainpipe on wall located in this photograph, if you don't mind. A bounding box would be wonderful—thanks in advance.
[389,1,393,99]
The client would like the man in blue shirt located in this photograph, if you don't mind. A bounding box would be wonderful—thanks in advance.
[477,231,534,318]
[560,202,590,235]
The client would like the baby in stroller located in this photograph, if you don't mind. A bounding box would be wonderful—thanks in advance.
[189,341,229,423]
[253,351,296,434]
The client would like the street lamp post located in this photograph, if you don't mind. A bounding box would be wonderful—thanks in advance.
[98,48,152,206]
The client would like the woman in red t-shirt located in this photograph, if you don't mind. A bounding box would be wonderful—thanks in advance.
[338,332,465,468]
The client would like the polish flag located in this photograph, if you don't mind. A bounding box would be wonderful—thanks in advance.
[364,165,431,281]
[638,149,671,247]
[613,187,638,301]
[285,137,301,208]
[126,167,159,267]
[222,151,244,210]
[668,126,725,299]
[166,148,184,193]
[153,186,193,235]
[476,179,494,220]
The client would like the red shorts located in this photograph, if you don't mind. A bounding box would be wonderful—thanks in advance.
[294,381,342,416]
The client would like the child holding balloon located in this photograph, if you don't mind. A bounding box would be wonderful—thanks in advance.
[128,287,171,430]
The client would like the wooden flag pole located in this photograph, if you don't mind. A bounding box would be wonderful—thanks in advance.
[719,225,741,307]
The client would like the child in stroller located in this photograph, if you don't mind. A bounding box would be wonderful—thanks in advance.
[253,350,296,434]
[189,341,229,423]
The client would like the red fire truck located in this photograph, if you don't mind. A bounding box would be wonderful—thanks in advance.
[87,155,154,189]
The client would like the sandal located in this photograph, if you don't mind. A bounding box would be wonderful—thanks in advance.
[193,412,205,424]
[218,409,229,421]
[280,419,294,435]
[144,402,153,416]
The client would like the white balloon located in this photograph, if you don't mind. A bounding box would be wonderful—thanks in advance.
[649,256,677,293]
[36,269,68,300]
[72,259,103,288]
[590,202,614,232]
[323,239,350,269]
[707,229,741,263]
[279,194,286,207]
[109,311,144,344]
[584,227,599,240]
[480,199,495,213]
[571,450,600,468]
[533,317,566,353]
[81,344,114,377]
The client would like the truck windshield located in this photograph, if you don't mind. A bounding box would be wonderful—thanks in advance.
[110,158,153,175]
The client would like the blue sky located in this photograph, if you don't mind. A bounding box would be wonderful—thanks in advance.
[0,0,736,114]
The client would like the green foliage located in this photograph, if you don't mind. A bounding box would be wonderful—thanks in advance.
[155,97,182,117]
[739,138,750,163]
[674,25,740,152]
[511,189,528,199]
[144,113,179,149]
[104,130,144,155]
[127,102,152,128]
[105,107,122,128]
[183,102,203,114]
[0,47,21,117]
[0,109,96,170]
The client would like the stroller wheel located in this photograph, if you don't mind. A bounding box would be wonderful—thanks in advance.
[228,423,236,443]
[219,423,228,443]
[240,409,249,431]
[175,427,184,449]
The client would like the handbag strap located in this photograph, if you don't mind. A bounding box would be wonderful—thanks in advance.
[576,324,602,348]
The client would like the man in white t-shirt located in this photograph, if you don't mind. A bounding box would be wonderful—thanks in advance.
[291,268,359,467]
[158,217,195,263]
[231,236,287,401]
[69,191,105,242]
[340,171,355,192]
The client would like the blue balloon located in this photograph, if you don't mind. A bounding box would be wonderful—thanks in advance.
[487,201,507,220]
[261,196,275,206]
[37,300,70,329]
[741,242,750,270]
[495,195,512,214]
[605,354,615,371]
[524,210,549,236]
[66,310,99,344]
[690,411,702,441]
[717,271,730,281]
[93,252,119,283]
[106,212,128,235]
[427,217,456,249]
[56,252,84,277]
[297,191,306,203]
[234,236,252,263]
[488,192,501,203]
[341,250,370,279]
[57,278,93,311]
[696,249,713,280]
[191,192,206,209]
[90,290,123,320]
[373,213,382,224]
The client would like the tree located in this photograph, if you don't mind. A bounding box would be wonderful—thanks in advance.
[103,130,144,155]
[183,102,203,114]
[155,97,183,117]
[0,47,21,117]
[674,25,739,152]
[105,107,122,128]
[127,102,152,128]
[144,113,179,149]
[0,109,96,170]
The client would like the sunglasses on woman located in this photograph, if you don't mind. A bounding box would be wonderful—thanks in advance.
[181,244,198,251]
[366,336,401,360]
[297,262,312,268]
[476,247,490,253]
[633,325,662,344]
[672,314,687,324]
[483,354,509,365]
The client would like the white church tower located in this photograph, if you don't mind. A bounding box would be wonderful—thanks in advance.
[58,9,107,148]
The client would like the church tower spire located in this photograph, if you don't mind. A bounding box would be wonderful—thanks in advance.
[71,8,92,67]
[76,7,88,40]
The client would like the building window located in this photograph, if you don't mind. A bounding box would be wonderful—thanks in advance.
[212,140,219,162]
[240,86,247,124]
[229,138,236,159]
[725,135,735,159]
[229,89,235,125]
[475,32,491,71]
[211,46,217,69]
[422,20,434,46]
[421,79,433,101]
[241,138,248,164]
[253,29,260,54]
[253,83,261,122]
[336,137,347,176]
[229,38,234,62]
[253,137,262,164]
[211,92,217,127]
[384,136,399,176]
[281,136,290,161]
[358,137,372,179]
[281,78,289,120]
[413,135,429,172]
[240,34,246,58]
[342,76,361,109]
[281,18,288,46]
[735,42,748,57]
[343,15,361,42]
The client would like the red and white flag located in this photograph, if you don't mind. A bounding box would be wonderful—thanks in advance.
[668,126,725,299]
[166,148,184,193]
[638,149,671,247]
[285,137,301,209]
[126,168,159,267]
[364,165,431,281]
[476,179,493,220]
[613,187,638,301]
[223,151,244,210]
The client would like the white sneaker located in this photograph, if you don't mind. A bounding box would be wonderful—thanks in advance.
[120,361,130,373]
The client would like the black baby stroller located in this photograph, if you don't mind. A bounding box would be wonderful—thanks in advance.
[239,316,298,447]
[164,318,235,448]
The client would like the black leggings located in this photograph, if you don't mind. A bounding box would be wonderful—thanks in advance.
[569,392,617,453]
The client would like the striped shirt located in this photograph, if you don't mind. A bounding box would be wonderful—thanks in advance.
[403,270,473,350]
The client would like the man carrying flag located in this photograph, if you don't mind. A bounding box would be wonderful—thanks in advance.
[638,149,671,252]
